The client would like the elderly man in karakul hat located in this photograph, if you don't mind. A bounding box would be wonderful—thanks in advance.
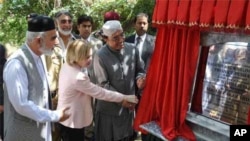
[93,20,146,141]
[92,11,121,44]
[3,15,70,141]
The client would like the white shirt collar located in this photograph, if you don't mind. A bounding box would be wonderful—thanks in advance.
[57,32,75,50]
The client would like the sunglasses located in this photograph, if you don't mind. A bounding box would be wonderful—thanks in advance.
[60,19,72,24]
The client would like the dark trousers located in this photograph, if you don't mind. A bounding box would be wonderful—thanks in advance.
[52,123,61,141]
[59,123,85,141]
[0,84,3,140]
[0,112,2,140]
[103,136,134,141]
[141,133,163,141]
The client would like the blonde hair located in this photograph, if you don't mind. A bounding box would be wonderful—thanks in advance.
[66,39,92,66]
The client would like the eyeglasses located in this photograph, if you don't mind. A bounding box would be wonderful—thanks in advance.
[111,33,125,42]
[60,19,72,24]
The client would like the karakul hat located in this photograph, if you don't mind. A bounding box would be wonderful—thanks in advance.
[28,15,55,32]
[102,20,123,37]
[26,13,38,21]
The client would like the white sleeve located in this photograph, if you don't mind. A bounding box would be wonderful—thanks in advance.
[3,59,60,122]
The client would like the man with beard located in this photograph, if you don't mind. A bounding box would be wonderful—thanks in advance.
[3,15,70,141]
[53,10,81,59]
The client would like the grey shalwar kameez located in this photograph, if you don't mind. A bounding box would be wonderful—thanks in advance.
[93,42,145,141]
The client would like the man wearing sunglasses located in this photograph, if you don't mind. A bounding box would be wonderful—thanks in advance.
[54,10,81,54]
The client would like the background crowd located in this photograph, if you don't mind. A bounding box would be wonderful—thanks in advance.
[0,9,157,141]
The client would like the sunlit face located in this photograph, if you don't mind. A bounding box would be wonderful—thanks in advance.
[106,30,125,51]
[77,48,93,68]
[39,30,58,56]
[78,21,92,40]
[56,14,73,36]
[135,16,149,36]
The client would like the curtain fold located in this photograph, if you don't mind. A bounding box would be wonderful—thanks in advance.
[167,0,178,26]
[226,0,247,32]
[134,26,200,140]
[214,0,230,31]
[176,0,191,26]
[152,0,168,26]
[133,27,165,138]
[245,1,250,32]
[134,27,168,133]
[152,0,250,31]
[199,0,216,30]
[189,0,202,28]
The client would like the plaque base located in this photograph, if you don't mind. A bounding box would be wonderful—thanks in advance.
[139,112,229,141]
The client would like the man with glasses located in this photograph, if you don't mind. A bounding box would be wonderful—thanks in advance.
[93,20,146,141]
[54,10,81,55]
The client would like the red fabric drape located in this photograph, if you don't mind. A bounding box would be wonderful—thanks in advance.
[189,0,202,28]
[152,0,250,31]
[176,0,190,26]
[199,0,216,30]
[226,0,247,32]
[167,0,178,26]
[134,26,200,140]
[152,0,168,26]
[245,1,250,33]
[134,0,250,140]
[214,1,230,31]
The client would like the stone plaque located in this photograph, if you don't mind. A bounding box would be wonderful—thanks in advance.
[202,42,250,124]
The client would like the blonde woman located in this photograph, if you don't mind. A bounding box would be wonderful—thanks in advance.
[56,39,138,141]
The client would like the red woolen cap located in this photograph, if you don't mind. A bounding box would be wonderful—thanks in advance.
[104,11,120,23]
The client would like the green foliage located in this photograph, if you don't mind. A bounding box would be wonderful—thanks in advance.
[0,0,54,46]
[0,0,155,46]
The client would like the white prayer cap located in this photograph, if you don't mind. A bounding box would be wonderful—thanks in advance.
[102,20,123,37]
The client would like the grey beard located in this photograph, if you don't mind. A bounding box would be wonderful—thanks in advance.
[39,45,53,56]
[58,27,72,36]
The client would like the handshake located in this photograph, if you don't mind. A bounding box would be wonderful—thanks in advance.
[122,95,138,111]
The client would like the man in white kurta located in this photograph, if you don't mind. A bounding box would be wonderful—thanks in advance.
[3,15,70,141]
